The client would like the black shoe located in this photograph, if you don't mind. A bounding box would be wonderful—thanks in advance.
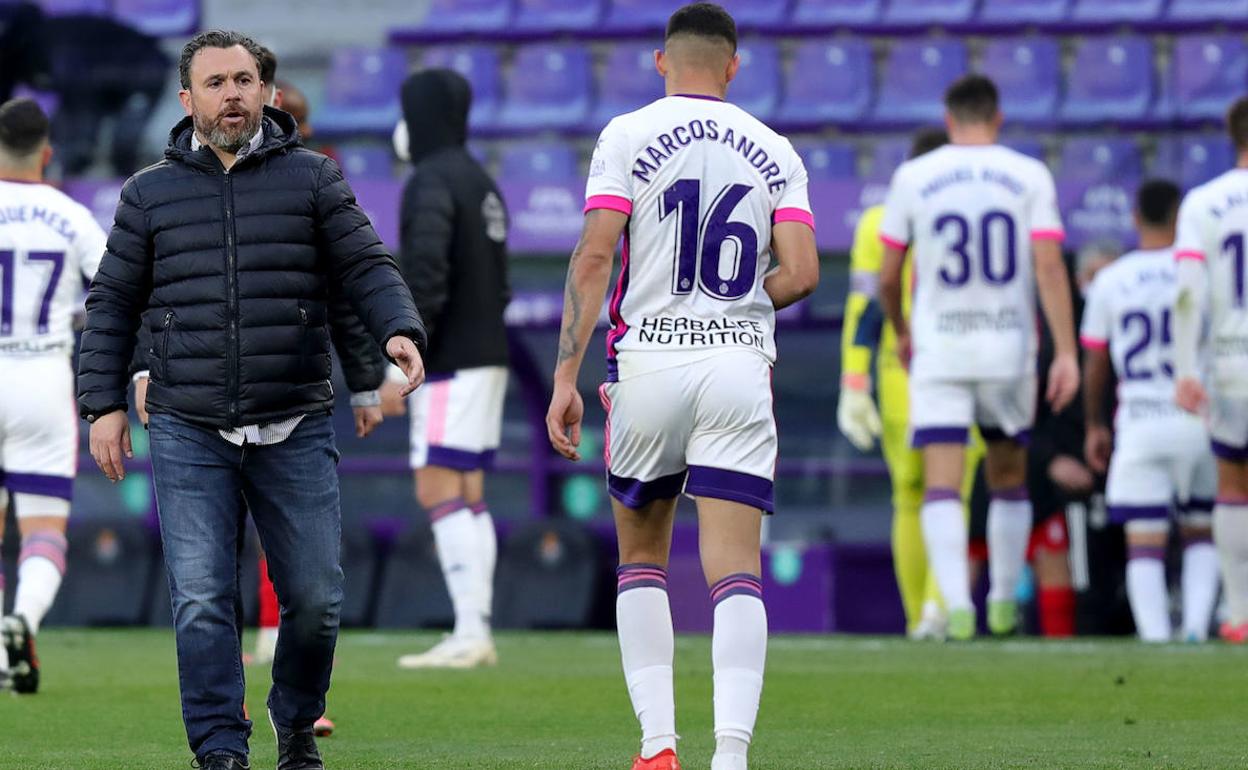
[275,727,324,770]
[194,753,250,770]
[2,614,38,694]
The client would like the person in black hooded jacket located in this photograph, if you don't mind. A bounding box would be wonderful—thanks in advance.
[76,31,425,770]
[387,69,512,670]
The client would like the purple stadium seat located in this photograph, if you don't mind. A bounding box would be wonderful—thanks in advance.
[982,38,1059,126]
[1001,137,1046,161]
[422,46,503,132]
[1060,37,1154,124]
[1167,0,1248,23]
[408,0,510,35]
[867,136,914,181]
[1154,135,1234,189]
[514,0,605,33]
[1070,0,1165,23]
[337,145,396,181]
[37,0,109,15]
[791,0,883,26]
[317,47,408,136]
[795,141,858,180]
[873,40,968,125]
[497,44,592,132]
[728,41,782,123]
[499,142,580,182]
[1171,36,1248,122]
[777,39,872,129]
[589,42,664,131]
[1059,137,1142,184]
[883,0,977,26]
[976,0,1070,25]
[715,0,791,28]
[603,0,678,33]
[112,0,198,36]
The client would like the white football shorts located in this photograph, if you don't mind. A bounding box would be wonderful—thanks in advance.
[908,374,1037,448]
[408,366,508,471]
[1106,412,1216,524]
[0,354,76,516]
[600,350,776,513]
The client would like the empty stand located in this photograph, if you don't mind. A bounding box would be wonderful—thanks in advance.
[423,45,503,132]
[497,43,592,132]
[982,37,1060,126]
[1060,36,1154,124]
[873,39,968,125]
[316,47,407,136]
[776,39,873,129]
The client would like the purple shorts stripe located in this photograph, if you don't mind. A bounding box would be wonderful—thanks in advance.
[685,466,774,514]
[1108,504,1170,524]
[4,471,73,501]
[469,501,489,515]
[1128,545,1166,561]
[991,485,1029,502]
[711,572,763,604]
[617,563,668,594]
[20,531,68,574]
[606,358,619,383]
[1182,498,1215,513]
[426,446,497,471]
[911,426,968,448]
[607,471,687,509]
[425,372,455,383]
[429,498,468,523]
[924,488,960,504]
[1212,440,1248,461]
[981,426,1032,446]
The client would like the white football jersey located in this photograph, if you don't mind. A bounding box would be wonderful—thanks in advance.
[0,180,106,356]
[878,144,1064,381]
[585,95,813,381]
[1173,168,1248,397]
[1080,248,1194,422]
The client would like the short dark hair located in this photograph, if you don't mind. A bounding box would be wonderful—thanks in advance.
[665,2,737,51]
[179,30,265,90]
[0,98,50,157]
[944,74,999,124]
[1228,96,1248,152]
[909,127,948,159]
[257,44,277,86]
[1135,178,1181,227]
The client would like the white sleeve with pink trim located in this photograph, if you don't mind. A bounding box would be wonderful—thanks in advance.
[585,117,634,216]
[876,164,912,250]
[1078,271,1111,351]
[772,145,814,230]
[1173,190,1209,380]
[1028,163,1064,242]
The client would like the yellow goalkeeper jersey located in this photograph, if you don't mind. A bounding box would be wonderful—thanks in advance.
[841,204,913,381]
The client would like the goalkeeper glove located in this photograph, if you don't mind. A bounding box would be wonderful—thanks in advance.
[837,374,882,452]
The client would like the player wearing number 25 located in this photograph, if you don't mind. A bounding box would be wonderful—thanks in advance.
[878,74,1079,641]
[545,5,818,770]
[0,98,107,694]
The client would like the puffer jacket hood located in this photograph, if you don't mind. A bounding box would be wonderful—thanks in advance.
[400,69,469,163]
[165,105,301,169]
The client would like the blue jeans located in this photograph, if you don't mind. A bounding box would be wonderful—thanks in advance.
[148,413,344,761]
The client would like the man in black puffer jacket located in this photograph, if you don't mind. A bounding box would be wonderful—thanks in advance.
[386,69,512,671]
[76,31,425,770]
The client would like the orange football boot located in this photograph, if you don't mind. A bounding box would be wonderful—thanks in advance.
[631,749,681,770]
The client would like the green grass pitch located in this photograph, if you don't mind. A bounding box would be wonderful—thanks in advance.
[2,630,1246,769]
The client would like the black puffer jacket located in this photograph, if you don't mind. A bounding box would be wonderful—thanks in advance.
[399,69,510,374]
[78,107,425,429]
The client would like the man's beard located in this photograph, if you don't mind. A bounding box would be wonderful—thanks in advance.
[194,104,261,154]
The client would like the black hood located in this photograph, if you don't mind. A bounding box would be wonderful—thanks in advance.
[400,68,470,164]
[165,105,301,170]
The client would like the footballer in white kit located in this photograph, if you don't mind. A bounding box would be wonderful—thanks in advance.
[1171,96,1248,643]
[1081,179,1219,643]
[0,98,107,692]
[545,6,818,770]
[879,75,1080,641]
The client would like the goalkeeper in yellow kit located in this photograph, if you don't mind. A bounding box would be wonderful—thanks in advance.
[838,128,982,638]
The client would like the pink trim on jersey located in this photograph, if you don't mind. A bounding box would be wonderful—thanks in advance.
[428,380,451,444]
[773,207,815,230]
[606,232,632,366]
[585,195,633,216]
[598,383,613,466]
[1031,229,1066,242]
[1080,335,1109,351]
[1176,249,1207,262]
[879,233,907,250]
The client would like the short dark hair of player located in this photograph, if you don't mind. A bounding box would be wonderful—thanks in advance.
[257,44,277,85]
[909,127,949,159]
[178,29,265,90]
[665,2,737,52]
[1227,96,1248,152]
[944,74,1000,125]
[1135,178,1181,228]
[0,98,50,157]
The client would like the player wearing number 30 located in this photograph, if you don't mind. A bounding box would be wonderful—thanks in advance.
[0,99,107,692]
[545,5,818,770]
[879,75,1080,641]
[1171,96,1248,643]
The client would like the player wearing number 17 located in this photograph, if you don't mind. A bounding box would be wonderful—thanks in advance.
[878,75,1080,640]
[545,5,818,769]
[0,98,107,693]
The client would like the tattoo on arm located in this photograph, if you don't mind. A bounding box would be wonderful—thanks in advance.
[557,249,584,366]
